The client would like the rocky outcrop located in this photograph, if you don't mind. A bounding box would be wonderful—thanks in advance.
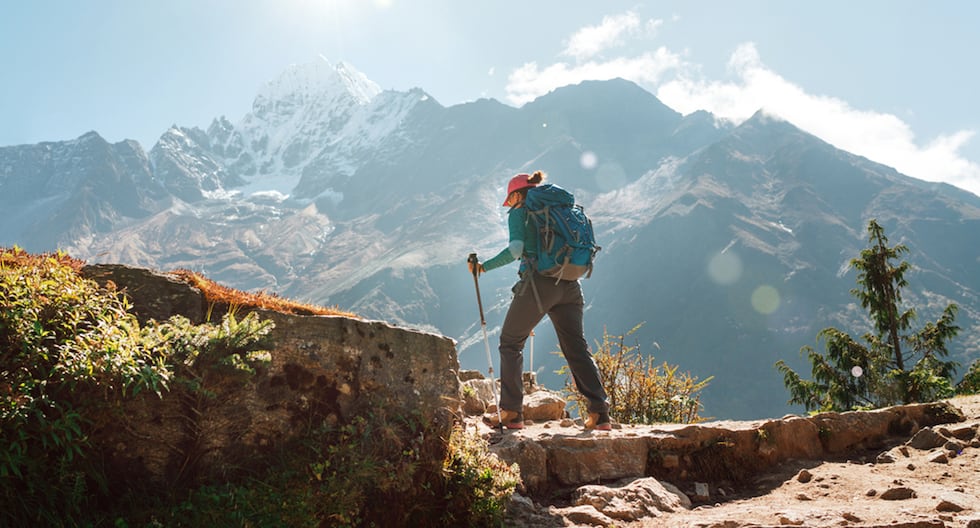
[80,264,460,487]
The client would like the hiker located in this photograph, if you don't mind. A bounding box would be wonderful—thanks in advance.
[468,171,611,430]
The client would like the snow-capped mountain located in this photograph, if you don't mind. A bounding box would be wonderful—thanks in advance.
[2,57,978,420]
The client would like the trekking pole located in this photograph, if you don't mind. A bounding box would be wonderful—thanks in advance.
[468,253,501,426]
[529,330,535,375]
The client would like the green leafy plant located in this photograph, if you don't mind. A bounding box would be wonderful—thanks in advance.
[1,248,170,524]
[560,323,712,424]
[776,220,960,412]
[957,358,980,395]
[1,248,275,525]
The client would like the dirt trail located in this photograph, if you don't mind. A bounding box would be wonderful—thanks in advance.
[630,395,980,528]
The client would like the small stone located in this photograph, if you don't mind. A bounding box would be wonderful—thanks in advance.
[560,418,575,427]
[944,439,967,453]
[876,451,896,464]
[866,489,877,497]
[907,427,950,450]
[907,463,916,470]
[560,505,615,526]
[937,499,966,512]
[795,493,812,501]
[796,469,813,483]
[694,482,710,500]
[898,445,910,457]
[927,450,949,464]
[842,512,862,522]
[880,487,917,500]
[778,515,804,526]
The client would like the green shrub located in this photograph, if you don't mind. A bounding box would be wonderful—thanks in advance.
[0,248,273,525]
[957,358,980,395]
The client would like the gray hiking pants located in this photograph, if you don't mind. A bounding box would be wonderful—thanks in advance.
[498,272,609,415]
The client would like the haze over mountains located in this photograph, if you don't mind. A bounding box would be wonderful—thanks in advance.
[3,58,978,419]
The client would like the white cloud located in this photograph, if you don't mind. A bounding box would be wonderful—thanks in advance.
[505,48,682,106]
[562,12,641,61]
[657,42,980,197]
[505,14,980,197]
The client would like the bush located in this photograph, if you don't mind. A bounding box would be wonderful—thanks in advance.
[0,248,272,525]
[957,359,980,395]
[560,324,712,424]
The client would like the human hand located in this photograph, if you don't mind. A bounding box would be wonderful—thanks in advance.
[467,260,485,275]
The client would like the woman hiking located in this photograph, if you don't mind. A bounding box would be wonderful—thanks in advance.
[469,171,611,431]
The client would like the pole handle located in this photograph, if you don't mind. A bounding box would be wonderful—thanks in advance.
[467,253,486,326]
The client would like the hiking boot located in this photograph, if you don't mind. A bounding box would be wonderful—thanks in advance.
[585,411,612,431]
[484,409,524,430]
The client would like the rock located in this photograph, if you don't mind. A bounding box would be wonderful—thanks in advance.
[842,512,863,522]
[880,487,917,500]
[84,264,462,489]
[694,482,710,501]
[907,427,949,450]
[574,477,691,521]
[522,389,566,422]
[462,378,495,415]
[943,439,966,453]
[866,489,878,497]
[967,519,980,528]
[778,514,805,525]
[936,499,966,512]
[926,450,949,464]
[661,453,680,469]
[796,469,813,483]
[942,423,978,441]
[558,505,615,526]
[546,435,650,486]
[459,369,484,382]
[876,450,897,463]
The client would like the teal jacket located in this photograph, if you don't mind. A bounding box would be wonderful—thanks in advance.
[483,206,538,273]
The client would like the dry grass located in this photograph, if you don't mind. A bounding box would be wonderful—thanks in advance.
[2,246,356,318]
[170,268,356,317]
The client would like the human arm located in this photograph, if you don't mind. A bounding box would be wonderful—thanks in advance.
[480,208,528,272]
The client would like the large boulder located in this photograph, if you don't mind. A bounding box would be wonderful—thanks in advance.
[80,264,461,487]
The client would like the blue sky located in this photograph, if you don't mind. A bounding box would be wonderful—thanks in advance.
[3,1,979,196]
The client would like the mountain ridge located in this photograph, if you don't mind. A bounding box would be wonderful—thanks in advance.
[2,60,978,419]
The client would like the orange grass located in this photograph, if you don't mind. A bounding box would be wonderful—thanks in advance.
[170,269,356,317]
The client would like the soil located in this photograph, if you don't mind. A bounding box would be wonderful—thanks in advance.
[631,395,980,528]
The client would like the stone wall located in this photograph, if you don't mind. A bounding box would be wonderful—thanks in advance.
[80,264,461,487]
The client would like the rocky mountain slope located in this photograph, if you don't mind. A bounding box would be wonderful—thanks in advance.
[2,57,979,419]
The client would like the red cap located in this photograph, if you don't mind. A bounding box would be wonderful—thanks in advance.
[503,173,536,205]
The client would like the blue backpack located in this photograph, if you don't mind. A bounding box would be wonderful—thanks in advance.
[523,184,600,281]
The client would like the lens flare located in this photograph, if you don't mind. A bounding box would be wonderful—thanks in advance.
[707,251,742,286]
[751,285,780,314]
[580,151,598,170]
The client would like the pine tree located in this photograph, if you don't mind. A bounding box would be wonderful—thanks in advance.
[776,219,960,412]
